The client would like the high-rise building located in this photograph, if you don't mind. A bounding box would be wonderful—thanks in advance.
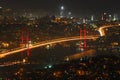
[113,14,118,21]
[108,15,112,22]
[67,11,72,18]
[102,13,107,21]
[91,15,94,21]
[60,6,64,18]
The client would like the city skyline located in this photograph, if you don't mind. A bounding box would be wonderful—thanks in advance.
[0,0,120,16]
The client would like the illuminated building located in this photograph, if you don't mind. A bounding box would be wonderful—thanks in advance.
[108,15,112,22]
[113,14,118,21]
[102,13,107,21]
[67,11,72,18]
[60,6,64,18]
[83,18,86,23]
[91,15,94,21]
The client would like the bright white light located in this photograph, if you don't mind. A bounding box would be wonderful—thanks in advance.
[80,48,84,52]
[0,6,2,9]
[61,6,64,10]
[65,57,69,61]
[48,65,52,68]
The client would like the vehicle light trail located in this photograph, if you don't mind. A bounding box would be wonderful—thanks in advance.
[0,36,98,58]
[98,25,120,36]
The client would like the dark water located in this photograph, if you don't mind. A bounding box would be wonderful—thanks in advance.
[0,41,80,65]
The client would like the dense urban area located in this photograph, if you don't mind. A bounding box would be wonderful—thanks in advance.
[0,1,120,79]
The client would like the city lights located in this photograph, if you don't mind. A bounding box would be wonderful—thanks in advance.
[0,0,120,79]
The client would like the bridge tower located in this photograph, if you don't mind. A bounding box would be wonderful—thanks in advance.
[21,27,30,57]
[80,26,87,51]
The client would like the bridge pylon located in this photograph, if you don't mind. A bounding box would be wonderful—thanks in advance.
[80,27,87,51]
[21,27,30,57]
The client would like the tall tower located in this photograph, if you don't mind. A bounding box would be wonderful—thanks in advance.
[113,14,118,21]
[21,27,30,57]
[68,11,72,18]
[79,26,87,52]
[91,15,94,21]
[101,12,109,21]
[60,6,65,18]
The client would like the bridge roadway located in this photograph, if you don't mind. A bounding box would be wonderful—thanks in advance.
[0,35,98,58]
[1,24,119,59]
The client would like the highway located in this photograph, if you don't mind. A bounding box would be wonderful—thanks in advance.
[98,24,120,36]
[0,24,119,67]
[1,23,119,59]
[0,35,98,58]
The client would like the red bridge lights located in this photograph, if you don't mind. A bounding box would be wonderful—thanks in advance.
[80,27,87,52]
[21,27,30,57]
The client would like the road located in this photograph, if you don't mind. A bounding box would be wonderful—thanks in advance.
[98,24,120,36]
[1,24,119,58]
[0,35,98,58]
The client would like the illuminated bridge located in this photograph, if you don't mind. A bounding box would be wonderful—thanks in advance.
[0,35,98,58]
[2,23,120,59]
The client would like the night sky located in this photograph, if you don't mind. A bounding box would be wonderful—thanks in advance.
[1,0,120,16]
